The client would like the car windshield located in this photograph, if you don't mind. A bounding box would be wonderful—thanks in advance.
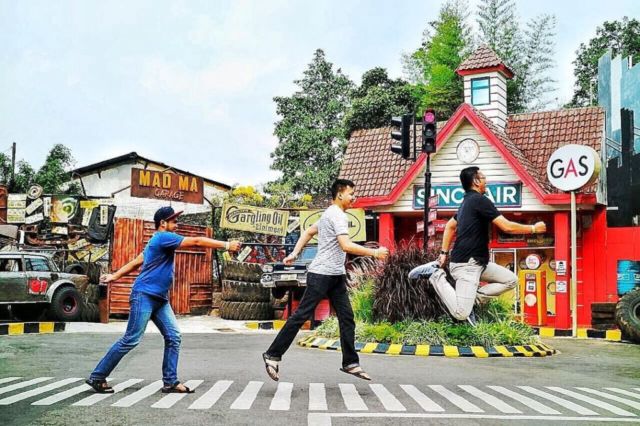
[298,246,318,262]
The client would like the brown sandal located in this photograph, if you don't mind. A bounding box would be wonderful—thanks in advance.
[262,353,279,381]
[85,378,114,394]
[161,383,195,394]
[340,365,371,381]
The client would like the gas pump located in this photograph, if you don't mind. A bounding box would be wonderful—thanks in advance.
[518,270,547,326]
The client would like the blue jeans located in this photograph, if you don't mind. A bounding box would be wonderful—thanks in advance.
[90,291,182,386]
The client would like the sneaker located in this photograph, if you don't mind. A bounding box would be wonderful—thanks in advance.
[466,309,478,327]
[408,261,440,280]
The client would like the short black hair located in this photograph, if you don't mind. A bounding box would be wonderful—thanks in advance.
[331,179,355,199]
[460,166,480,191]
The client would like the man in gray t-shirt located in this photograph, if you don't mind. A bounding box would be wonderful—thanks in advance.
[262,179,389,382]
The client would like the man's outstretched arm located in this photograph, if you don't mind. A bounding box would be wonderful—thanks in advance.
[101,253,144,283]
[179,237,241,251]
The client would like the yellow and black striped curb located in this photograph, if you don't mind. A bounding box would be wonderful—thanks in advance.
[0,322,66,336]
[245,320,320,331]
[535,327,622,342]
[297,335,556,358]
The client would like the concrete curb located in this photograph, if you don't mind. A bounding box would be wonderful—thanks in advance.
[0,322,66,336]
[245,320,318,331]
[535,327,622,342]
[297,335,557,358]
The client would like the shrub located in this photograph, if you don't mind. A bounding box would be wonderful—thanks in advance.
[373,243,444,322]
[350,277,375,323]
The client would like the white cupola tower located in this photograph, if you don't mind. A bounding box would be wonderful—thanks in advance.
[456,45,514,129]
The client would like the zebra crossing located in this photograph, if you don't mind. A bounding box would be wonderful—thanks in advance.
[1,376,639,420]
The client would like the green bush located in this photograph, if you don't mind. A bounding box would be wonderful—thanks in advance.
[350,277,375,323]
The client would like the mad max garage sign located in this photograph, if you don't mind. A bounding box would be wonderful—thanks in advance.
[131,169,204,204]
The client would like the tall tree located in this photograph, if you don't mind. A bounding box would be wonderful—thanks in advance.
[403,0,472,119]
[270,49,353,195]
[569,17,640,107]
[12,161,36,193]
[35,144,81,194]
[343,68,417,136]
[476,0,557,112]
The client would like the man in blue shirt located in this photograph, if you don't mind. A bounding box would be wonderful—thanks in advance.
[85,206,241,394]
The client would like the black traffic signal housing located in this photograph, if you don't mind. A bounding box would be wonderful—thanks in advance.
[422,109,437,153]
[390,114,412,159]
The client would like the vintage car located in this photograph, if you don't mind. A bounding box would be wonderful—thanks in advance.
[260,246,318,299]
[0,251,88,321]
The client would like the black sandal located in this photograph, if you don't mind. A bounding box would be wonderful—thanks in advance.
[161,383,195,394]
[262,352,279,382]
[340,365,371,381]
[85,378,114,394]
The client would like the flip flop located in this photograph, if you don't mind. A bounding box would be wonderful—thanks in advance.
[340,365,371,381]
[161,383,195,394]
[262,352,279,382]
[85,378,114,394]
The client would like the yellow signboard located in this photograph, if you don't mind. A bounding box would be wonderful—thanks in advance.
[299,208,366,242]
[220,203,289,236]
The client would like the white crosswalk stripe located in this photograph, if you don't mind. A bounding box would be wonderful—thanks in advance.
[230,381,263,410]
[308,383,327,411]
[339,383,367,411]
[152,380,203,409]
[429,384,483,413]
[370,384,406,412]
[72,379,143,406]
[0,378,82,405]
[189,380,233,410]
[400,385,444,412]
[270,382,294,411]
[576,387,640,410]
[518,386,598,415]
[458,385,521,414]
[32,383,91,405]
[0,377,22,385]
[111,380,163,407]
[1,376,639,419]
[487,385,561,415]
[0,377,53,395]
[606,388,640,400]
[547,387,636,417]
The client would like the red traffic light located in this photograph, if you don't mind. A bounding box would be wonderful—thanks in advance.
[424,109,436,124]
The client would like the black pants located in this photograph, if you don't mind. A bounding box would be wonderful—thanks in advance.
[265,272,359,368]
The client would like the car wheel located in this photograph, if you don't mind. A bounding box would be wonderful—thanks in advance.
[11,304,46,321]
[50,287,83,322]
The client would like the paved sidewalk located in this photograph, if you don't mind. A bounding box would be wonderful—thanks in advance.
[64,315,278,334]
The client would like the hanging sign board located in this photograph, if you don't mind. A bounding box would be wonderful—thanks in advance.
[220,203,289,236]
[299,208,366,243]
[131,169,204,204]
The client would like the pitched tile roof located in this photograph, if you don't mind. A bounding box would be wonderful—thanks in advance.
[456,44,513,76]
[506,106,605,193]
[340,106,604,200]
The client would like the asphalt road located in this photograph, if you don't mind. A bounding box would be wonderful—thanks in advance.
[1,332,640,425]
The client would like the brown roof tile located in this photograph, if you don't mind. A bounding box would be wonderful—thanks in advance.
[456,45,513,74]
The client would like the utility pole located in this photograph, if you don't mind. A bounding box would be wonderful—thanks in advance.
[10,142,16,190]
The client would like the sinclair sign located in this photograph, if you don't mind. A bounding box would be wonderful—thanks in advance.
[130,169,204,204]
[413,182,522,209]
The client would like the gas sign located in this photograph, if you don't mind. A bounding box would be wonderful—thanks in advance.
[546,145,601,191]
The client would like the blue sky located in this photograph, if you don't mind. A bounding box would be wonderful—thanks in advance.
[1,0,638,187]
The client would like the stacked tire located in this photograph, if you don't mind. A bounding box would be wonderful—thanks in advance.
[81,284,101,322]
[591,303,617,330]
[220,261,272,321]
[615,288,640,343]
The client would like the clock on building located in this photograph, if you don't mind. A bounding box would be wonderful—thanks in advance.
[456,138,480,163]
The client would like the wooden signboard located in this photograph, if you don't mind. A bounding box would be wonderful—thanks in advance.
[131,169,204,204]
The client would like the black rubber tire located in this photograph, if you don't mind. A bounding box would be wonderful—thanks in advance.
[615,288,640,343]
[592,302,617,313]
[11,304,46,321]
[271,287,288,300]
[65,262,102,284]
[65,263,87,274]
[223,261,262,283]
[49,287,83,322]
[219,301,272,320]
[84,284,100,304]
[221,280,270,303]
[591,312,616,320]
[591,323,617,331]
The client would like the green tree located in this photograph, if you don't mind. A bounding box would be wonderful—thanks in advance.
[569,17,640,107]
[270,49,353,196]
[476,0,557,112]
[403,0,472,119]
[343,67,417,136]
[34,144,81,195]
[0,153,12,187]
[12,161,36,193]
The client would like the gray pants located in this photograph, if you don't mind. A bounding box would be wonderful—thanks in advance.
[429,258,517,320]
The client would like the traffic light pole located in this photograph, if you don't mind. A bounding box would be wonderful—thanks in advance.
[423,153,431,252]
